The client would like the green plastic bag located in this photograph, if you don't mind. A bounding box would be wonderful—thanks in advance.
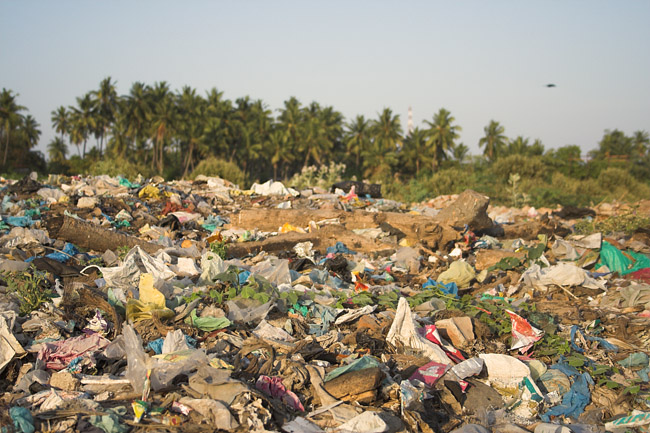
[598,241,650,275]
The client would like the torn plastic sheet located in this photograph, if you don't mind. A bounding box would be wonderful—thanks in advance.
[386,297,452,365]
[37,332,110,370]
[250,258,291,286]
[541,372,594,422]
[423,278,459,297]
[335,411,390,433]
[89,245,175,290]
[569,325,618,353]
[125,273,175,323]
[325,355,382,382]
[438,260,476,289]
[567,233,602,249]
[178,397,239,430]
[1,227,50,249]
[551,239,581,261]
[226,299,273,324]
[0,312,26,373]
[478,354,532,389]
[451,357,485,379]
[520,263,605,291]
[597,240,650,276]
[251,180,299,196]
[253,319,295,342]
[506,310,544,353]
[334,305,376,325]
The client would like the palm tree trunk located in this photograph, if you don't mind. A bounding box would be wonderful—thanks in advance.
[82,140,87,159]
[3,132,9,168]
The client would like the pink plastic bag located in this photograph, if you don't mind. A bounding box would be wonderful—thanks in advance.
[256,375,305,411]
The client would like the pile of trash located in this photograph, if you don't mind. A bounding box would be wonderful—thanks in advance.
[1,172,650,433]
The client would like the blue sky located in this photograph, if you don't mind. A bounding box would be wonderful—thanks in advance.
[2,1,649,158]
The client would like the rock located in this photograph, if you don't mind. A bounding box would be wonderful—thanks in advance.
[77,197,98,209]
[49,370,80,391]
[434,189,494,232]
[475,250,527,271]
[435,316,475,348]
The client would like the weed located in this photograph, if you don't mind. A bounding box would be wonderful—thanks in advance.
[1,267,54,315]
[117,246,130,260]
[574,212,650,236]
[209,240,228,259]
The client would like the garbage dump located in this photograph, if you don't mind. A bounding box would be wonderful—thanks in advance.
[1,173,650,433]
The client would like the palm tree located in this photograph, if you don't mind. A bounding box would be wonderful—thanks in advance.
[424,108,462,170]
[47,137,68,162]
[479,120,507,161]
[51,106,70,143]
[401,127,429,175]
[91,77,118,156]
[0,88,26,168]
[507,136,530,156]
[124,82,152,163]
[344,115,371,173]
[529,139,544,156]
[278,97,304,167]
[149,82,176,174]
[176,86,206,177]
[20,115,41,150]
[69,93,96,158]
[266,129,293,180]
[632,130,649,158]
[365,108,402,179]
[450,142,469,163]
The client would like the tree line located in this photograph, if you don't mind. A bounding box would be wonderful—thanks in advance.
[1,78,649,186]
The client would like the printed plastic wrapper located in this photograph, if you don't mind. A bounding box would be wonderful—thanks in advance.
[409,361,450,387]
[605,411,650,431]
[506,310,544,353]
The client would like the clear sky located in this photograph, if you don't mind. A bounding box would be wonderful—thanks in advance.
[2,0,649,158]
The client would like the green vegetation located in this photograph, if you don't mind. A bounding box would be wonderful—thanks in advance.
[1,268,53,315]
[2,79,650,208]
[574,212,650,236]
[209,239,228,260]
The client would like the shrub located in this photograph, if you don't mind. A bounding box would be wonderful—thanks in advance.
[491,155,547,181]
[87,155,152,179]
[288,162,346,190]
[190,157,247,186]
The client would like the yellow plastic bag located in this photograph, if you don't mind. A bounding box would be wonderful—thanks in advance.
[126,274,174,322]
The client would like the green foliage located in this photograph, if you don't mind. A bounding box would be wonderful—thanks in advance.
[288,162,346,190]
[491,155,547,181]
[1,268,53,315]
[88,155,152,178]
[190,156,247,186]
[574,212,650,236]
[117,245,130,260]
[209,240,228,259]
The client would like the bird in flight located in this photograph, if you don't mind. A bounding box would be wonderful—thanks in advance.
[545,84,556,88]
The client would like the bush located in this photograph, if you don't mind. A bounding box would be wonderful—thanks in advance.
[88,155,153,179]
[288,162,346,190]
[491,155,547,181]
[190,157,247,186]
